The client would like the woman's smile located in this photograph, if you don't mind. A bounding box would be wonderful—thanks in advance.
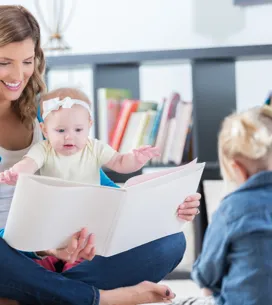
[1,80,22,91]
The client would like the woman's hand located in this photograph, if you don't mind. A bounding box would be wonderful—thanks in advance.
[177,193,201,221]
[48,228,95,263]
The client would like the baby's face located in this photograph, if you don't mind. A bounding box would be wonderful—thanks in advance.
[43,105,91,156]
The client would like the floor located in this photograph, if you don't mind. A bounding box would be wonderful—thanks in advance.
[161,279,201,299]
[139,280,202,305]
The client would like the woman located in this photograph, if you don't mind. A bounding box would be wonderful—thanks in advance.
[0,5,201,305]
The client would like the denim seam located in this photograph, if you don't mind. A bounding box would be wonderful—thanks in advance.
[91,286,100,305]
[0,283,62,304]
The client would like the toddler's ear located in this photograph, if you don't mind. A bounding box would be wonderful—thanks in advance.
[40,122,48,139]
[230,160,248,185]
[89,119,93,129]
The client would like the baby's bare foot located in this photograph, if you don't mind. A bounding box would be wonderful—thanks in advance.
[100,281,175,305]
[0,299,19,305]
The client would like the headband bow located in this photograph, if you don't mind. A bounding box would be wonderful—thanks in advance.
[42,97,92,120]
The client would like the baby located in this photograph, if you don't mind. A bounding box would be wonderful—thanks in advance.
[0,87,160,185]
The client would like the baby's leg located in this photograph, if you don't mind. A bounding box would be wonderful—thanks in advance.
[62,258,84,272]
[34,256,59,272]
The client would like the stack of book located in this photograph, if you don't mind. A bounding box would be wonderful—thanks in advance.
[97,88,193,166]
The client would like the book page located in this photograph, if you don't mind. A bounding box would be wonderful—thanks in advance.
[4,174,125,255]
[107,163,205,256]
[123,159,197,187]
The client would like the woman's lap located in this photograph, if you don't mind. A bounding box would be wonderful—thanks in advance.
[62,232,186,289]
[0,232,186,303]
[0,238,96,305]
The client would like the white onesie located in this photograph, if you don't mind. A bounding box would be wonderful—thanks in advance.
[25,138,117,184]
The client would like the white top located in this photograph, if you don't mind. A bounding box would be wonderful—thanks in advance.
[25,139,116,184]
[0,119,43,228]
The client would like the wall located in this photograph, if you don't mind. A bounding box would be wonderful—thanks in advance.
[236,59,272,110]
[5,0,272,54]
[1,0,272,109]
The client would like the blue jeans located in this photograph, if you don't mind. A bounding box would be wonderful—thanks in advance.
[0,232,186,305]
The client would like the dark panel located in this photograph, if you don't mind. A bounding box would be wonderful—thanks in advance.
[94,64,140,98]
[192,59,236,162]
[165,271,191,280]
[46,44,272,66]
[93,63,140,138]
[234,0,272,5]
[194,181,208,258]
[194,164,220,259]
[103,169,142,184]
[192,61,235,257]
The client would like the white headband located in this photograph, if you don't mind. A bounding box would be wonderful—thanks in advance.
[42,96,92,120]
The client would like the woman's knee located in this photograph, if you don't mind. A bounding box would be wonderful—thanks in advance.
[155,232,186,268]
[0,237,11,260]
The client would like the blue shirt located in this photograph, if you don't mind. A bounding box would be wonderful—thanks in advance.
[192,171,272,305]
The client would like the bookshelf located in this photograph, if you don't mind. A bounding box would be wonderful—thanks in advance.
[45,44,272,277]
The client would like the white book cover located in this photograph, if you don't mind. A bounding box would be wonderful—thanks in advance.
[169,101,193,165]
[3,160,205,257]
[119,112,149,153]
[152,98,172,164]
[161,118,177,164]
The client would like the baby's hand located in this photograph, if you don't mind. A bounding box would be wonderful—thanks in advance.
[132,145,161,165]
[0,169,18,185]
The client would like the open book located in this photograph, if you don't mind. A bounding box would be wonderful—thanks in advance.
[3,160,205,257]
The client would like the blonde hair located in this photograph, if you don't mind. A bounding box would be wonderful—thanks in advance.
[0,5,46,128]
[218,106,272,181]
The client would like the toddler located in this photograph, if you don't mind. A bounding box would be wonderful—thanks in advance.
[0,87,160,272]
[176,105,272,305]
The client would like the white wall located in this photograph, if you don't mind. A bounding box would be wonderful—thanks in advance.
[140,62,192,102]
[3,0,272,54]
[2,0,272,109]
[235,59,272,111]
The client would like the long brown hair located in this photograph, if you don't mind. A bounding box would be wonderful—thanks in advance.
[0,5,46,128]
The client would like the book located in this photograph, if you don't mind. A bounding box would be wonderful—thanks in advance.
[152,93,180,164]
[97,88,132,143]
[110,99,139,150]
[169,101,193,165]
[148,99,165,146]
[136,101,158,112]
[161,93,181,164]
[119,111,150,153]
[3,160,205,257]
[142,110,157,146]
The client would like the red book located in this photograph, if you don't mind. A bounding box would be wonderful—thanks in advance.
[110,100,139,151]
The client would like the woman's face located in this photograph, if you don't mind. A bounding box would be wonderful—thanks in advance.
[0,38,35,103]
